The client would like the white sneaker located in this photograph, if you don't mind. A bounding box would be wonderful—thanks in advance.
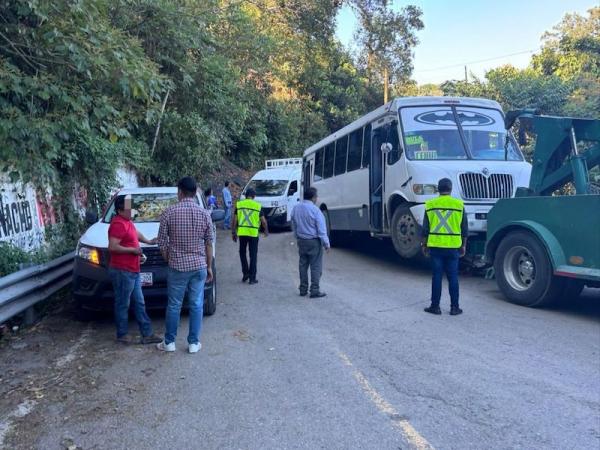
[188,343,202,354]
[156,341,176,352]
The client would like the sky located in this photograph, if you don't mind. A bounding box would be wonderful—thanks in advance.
[336,0,596,85]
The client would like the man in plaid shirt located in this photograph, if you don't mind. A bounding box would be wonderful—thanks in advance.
[156,177,214,354]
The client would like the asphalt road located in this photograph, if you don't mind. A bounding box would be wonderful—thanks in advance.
[1,230,599,450]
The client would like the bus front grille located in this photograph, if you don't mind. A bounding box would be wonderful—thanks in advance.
[459,173,514,200]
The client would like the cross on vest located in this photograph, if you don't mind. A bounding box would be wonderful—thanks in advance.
[236,199,261,237]
[425,195,464,249]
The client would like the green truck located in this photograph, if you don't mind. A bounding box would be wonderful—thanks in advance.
[485,111,600,306]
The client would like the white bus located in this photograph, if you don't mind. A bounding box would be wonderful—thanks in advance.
[302,96,532,261]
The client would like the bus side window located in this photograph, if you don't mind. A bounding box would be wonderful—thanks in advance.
[362,124,372,168]
[335,135,349,176]
[324,142,335,179]
[314,148,324,181]
[347,128,363,172]
[387,121,402,165]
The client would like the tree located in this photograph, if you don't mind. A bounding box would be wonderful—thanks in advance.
[352,0,423,98]
[532,6,599,118]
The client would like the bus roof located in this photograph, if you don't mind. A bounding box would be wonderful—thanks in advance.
[302,96,503,157]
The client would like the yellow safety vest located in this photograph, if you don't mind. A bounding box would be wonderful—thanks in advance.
[425,195,464,249]
[236,199,261,237]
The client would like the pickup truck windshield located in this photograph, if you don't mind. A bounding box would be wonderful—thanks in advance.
[245,180,288,197]
[103,193,200,223]
[400,106,522,161]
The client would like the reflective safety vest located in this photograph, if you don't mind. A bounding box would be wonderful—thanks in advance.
[236,199,261,237]
[425,195,464,249]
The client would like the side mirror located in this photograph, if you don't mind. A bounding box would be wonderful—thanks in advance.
[381,142,393,153]
[211,209,225,222]
[85,209,99,225]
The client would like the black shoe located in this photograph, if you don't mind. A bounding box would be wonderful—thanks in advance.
[249,279,258,285]
[309,292,327,298]
[450,307,463,316]
[424,306,442,315]
[242,275,249,282]
[299,292,308,297]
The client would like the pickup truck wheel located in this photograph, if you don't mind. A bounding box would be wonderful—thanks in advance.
[494,231,564,307]
[391,206,421,259]
[204,264,217,316]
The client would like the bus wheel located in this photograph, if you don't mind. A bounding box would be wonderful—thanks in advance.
[391,207,421,259]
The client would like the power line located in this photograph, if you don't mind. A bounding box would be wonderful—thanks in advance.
[414,49,539,73]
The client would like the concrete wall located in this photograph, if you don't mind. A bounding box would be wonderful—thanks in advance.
[0,177,50,251]
[1,167,139,252]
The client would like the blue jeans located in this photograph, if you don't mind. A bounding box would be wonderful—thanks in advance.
[165,268,207,345]
[109,268,153,338]
[430,248,460,308]
[224,206,232,229]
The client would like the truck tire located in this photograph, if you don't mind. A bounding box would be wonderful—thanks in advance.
[494,230,564,307]
[204,263,217,316]
[391,206,421,259]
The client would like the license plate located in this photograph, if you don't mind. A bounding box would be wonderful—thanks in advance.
[140,272,153,286]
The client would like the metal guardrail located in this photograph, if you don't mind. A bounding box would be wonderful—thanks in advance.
[0,252,74,324]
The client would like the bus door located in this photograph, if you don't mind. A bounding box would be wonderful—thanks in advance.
[370,123,390,233]
[302,158,312,192]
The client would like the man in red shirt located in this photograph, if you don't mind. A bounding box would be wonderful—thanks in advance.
[108,195,162,345]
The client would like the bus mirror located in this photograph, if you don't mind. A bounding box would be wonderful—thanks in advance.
[381,143,393,153]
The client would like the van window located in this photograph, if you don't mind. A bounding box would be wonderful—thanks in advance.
[386,122,402,165]
[245,180,288,197]
[323,142,335,179]
[335,135,348,176]
[314,148,324,181]
[362,124,371,168]
[347,128,363,172]
[287,180,298,196]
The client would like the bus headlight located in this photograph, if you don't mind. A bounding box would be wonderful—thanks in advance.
[413,184,438,195]
[77,244,101,265]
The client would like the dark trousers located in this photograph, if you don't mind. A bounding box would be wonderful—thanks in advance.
[430,248,460,308]
[239,236,259,281]
[298,239,323,295]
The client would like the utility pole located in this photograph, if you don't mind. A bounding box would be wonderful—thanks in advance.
[383,67,389,104]
[464,65,468,83]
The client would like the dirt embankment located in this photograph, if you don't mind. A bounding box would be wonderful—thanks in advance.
[202,159,254,205]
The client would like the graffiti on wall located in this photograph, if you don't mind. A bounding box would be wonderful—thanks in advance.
[0,178,49,251]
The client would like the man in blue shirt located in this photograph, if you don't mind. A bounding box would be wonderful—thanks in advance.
[291,187,330,298]
[222,181,232,229]
[204,188,217,210]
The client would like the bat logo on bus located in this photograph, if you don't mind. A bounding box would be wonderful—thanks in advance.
[414,110,495,127]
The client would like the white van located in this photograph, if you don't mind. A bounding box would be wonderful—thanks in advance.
[242,158,302,229]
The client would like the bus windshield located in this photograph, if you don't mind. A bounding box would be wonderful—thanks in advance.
[400,106,522,161]
[245,179,288,197]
